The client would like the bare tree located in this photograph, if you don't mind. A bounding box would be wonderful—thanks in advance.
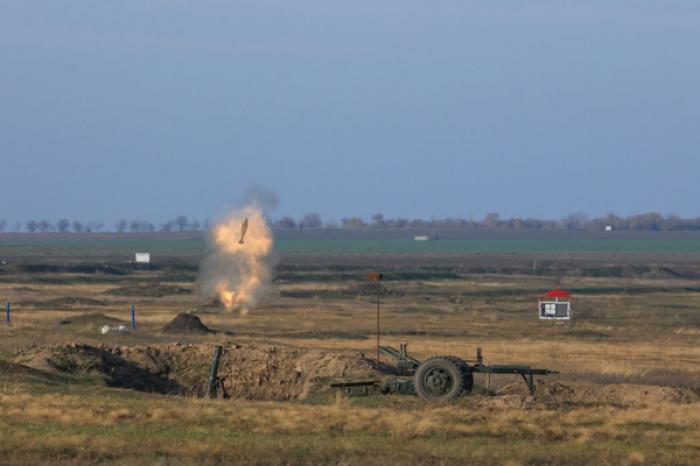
[174,216,188,232]
[115,219,128,232]
[38,220,52,233]
[57,218,70,233]
[371,213,385,228]
[14,211,700,236]
[0,219,6,232]
[128,220,154,232]
[341,217,367,229]
[385,217,409,228]
[561,213,588,231]
[274,217,297,229]
[299,213,322,229]
[482,212,500,229]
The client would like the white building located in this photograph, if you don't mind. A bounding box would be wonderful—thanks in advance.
[135,252,151,263]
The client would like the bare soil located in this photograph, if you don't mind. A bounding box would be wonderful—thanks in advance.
[13,342,376,400]
[497,379,698,407]
[161,313,212,334]
[12,341,698,407]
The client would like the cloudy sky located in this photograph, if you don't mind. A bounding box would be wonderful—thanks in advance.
[2,1,699,223]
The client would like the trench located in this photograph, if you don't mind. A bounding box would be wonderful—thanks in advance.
[16,343,377,401]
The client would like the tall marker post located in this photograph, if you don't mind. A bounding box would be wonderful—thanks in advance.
[131,304,136,329]
[5,302,9,325]
[368,272,384,379]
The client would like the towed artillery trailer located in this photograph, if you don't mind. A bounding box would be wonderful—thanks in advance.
[332,346,558,402]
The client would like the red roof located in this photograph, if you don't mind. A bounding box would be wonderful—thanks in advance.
[540,289,572,299]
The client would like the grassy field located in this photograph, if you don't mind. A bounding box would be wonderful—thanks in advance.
[4,230,700,259]
[1,234,700,464]
[2,383,699,465]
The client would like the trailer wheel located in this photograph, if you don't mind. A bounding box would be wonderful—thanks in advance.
[441,356,473,394]
[414,356,470,402]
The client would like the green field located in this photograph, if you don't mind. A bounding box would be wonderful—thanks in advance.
[4,232,700,260]
[278,238,700,255]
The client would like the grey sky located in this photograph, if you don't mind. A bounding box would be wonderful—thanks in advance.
[1,1,699,224]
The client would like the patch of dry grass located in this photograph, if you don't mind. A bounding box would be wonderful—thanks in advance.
[1,386,699,465]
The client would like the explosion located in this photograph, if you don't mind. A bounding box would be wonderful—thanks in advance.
[200,205,274,312]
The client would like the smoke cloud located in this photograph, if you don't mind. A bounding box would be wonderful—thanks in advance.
[242,185,279,212]
[198,188,277,313]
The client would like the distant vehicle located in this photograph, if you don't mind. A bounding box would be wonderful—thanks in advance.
[414,234,439,241]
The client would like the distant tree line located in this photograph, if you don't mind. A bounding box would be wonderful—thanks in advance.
[3,212,700,233]
[114,216,205,233]
[0,216,208,233]
[272,212,700,232]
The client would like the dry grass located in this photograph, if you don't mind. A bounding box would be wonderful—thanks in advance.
[1,390,695,437]
[2,261,700,464]
[1,386,699,465]
[0,376,25,395]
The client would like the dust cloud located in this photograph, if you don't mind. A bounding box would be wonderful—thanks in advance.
[198,189,277,313]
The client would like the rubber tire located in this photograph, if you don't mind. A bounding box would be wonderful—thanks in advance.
[414,356,469,402]
[443,355,474,395]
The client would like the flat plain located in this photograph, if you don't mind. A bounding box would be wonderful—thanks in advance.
[1,232,700,465]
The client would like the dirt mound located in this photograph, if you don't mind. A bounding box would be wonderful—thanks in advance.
[105,284,191,297]
[14,344,179,392]
[576,383,697,406]
[161,313,212,334]
[13,343,698,405]
[111,343,375,400]
[497,380,697,406]
[497,381,575,400]
[15,343,376,400]
[0,359,64,386]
